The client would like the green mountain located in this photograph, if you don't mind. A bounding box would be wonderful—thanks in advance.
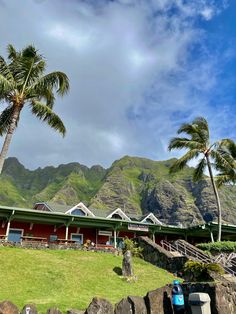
[1,156,236,226]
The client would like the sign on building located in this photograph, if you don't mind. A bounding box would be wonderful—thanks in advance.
[128,224,149,232]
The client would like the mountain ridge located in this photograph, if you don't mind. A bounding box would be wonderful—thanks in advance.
[1,156,236,226]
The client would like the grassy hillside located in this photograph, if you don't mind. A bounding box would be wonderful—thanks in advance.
[0,248,176,313]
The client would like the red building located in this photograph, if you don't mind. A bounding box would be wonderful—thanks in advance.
[0,202,236,247]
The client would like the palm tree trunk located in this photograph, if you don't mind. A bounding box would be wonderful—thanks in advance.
[206,155,222,242]
[0,105,22,174]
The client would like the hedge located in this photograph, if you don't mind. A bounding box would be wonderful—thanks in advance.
[196,241,236,253]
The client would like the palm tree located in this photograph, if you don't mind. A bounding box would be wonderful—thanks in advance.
[216,139,236,187]
[168,117,230,242]
[0,44,69,173]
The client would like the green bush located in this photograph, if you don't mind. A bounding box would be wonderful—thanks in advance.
[183,260,224,282]
[196,241,236,253]
[123,238,143,257]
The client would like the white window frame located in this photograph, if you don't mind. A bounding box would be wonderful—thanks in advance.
[8,228,24,242]
[141,213,163,225]
[70,233,84,244]
[106,208,131,221]
[65,202,95,217]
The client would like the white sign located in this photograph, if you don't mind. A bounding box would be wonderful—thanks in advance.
[128,224,149,232]
[98,230,112,236]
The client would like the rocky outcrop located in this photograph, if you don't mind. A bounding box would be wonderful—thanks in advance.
[2,156,236,225]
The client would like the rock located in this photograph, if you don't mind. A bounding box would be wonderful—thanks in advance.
[114,298,132,314]
[122,250,133,277]
[128,296,147,314]
[146,286,173,314]
[67,310,84,314]
[0,301,19,314]
[85,297,113,314]
[21,304,38,314]
[46,309,62,314]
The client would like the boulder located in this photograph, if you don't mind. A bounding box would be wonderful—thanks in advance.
[145,286,173,314]
[46,309,62,314]
[21,304,38,314]
[114,298,132,314]
[0,301,19,314]
[122,250,133,277]
[128,296,147,314]
[86,297,113,314]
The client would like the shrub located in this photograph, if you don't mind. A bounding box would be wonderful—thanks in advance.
[183,260,224,282]
[123,237,143,257]
[196,241,236,253]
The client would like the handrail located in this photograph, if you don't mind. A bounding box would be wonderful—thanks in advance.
[160,239,236,277]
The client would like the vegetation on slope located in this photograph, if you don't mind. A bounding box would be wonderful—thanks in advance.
[1,156,236,225]
[0,247,176,313]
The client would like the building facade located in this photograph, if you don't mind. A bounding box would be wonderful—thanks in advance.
[0,202,236,247]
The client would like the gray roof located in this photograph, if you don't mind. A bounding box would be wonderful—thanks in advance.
[44,202,71,213]
[35,202,164,224]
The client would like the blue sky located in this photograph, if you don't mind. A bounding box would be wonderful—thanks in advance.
[0,0,235,169]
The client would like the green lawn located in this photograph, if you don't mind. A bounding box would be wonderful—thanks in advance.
[0,247,176,313]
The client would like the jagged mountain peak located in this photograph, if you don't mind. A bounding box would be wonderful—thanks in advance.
[0,156,235,226]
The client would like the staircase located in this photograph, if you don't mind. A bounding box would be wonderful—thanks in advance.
[161,239,236,277]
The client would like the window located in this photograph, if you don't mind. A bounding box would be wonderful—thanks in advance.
[110,237,124,249]
[71,233,83,244]
[8,229,23,243]
[49,235,58,242]
[111,213,123,220]
[71,208,86,216]
[145,218,154,224]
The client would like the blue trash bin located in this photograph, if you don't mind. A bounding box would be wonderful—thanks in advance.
[172,280,185,314]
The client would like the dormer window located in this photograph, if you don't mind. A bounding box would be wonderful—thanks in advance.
[111,213,123,220]
[65,202,95,217]
[145,218,154,224]
[71,208,86,216]
[106,208,131,221]
[141,213,162,225]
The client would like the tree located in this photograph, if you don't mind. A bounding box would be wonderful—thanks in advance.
[0,44,69,173]
[216,139,236,187]
[168,117,231,242]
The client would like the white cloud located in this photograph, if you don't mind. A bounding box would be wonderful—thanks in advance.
[0,0,233,169]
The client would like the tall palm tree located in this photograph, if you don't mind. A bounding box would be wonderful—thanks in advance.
[0,44,69,173]
[216,139,236,187]
[168,117,230,242]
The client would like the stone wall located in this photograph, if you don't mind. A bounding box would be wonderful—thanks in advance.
[2,282,235,313]
[136,236,187,273]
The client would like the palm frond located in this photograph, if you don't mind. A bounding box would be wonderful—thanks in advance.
[0,74,15,94]
[168,137,203,151]
[169,149,200,174]
[31,71,69,96]
[30,101,66,136]
[211,150,234,171]
[193,158,206,182]
[216,173,236,187]
[7,44,19,61]
[0,105,15,136]
[0,56,14,83]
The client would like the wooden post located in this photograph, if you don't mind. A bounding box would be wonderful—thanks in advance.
[210,231,214,243]
[95,229,98,248]
[114,229,117,249]
[5,220,11,241]
[65,224,69,241]
[152,232,155,243]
